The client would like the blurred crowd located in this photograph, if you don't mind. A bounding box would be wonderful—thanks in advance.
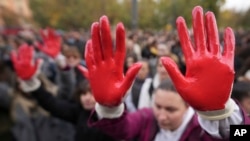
[0,26,250,141]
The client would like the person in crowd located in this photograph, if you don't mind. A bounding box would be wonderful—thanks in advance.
[37,28,87,101]
[124,52,138,74]
[0,60,14,141]
[1,29,75,141]
[126,34,142,60]
[79,6,250,141]
[132,57,171,110]
[11,72,75,141]
[11,29,77,141]
[10,29,115,141]
[125,59,152,112]
[232,81,250,116]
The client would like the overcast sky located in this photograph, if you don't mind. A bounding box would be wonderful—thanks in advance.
[222,0,250,12]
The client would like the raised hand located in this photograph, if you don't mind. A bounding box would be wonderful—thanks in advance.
[37,28,61,58]
[78,16,141,107]
[161,6,235,116]
[11,44,42,80]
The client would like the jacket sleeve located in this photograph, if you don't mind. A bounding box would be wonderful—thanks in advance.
[198,98,249,139]
[89,106,154,140]
[56,68,75,100]
[0,83,12,109]
[31,85,80,124]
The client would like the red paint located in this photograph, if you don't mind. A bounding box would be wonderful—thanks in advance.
[161,6,235,111]
[78,16,142,107]
[37,28,61,58]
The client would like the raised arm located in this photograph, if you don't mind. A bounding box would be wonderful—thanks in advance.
[78,16,147,140]
[161,6,244,139]
[78,16,141,109]
[11,44,80,124]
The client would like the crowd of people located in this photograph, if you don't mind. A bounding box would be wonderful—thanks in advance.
[0,5,250,141]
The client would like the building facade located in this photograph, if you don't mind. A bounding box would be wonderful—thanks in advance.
[0,0,32,27]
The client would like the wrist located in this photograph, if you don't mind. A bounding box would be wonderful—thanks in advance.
[19,77,41,93]
[196,98,235,120]
[95,103,124,119]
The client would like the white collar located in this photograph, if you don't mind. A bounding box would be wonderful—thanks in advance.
[155,107,195,141]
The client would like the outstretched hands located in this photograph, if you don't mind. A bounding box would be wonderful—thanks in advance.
[11,44,43,92]
[37,28,61,58]
[11,44,42,80]
[37,28,67,68]
[161,6,235,114]
[78,16,141,107]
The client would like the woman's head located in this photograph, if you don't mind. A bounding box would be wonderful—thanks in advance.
[63,47,81,67]
[152,79,188,131]
[137,59,150,80]
[74,79,96,110]
[124,53,138,73]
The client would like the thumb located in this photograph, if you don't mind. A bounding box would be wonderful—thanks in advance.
[77,65,89,79]
[160,57,186,87]
[34,59,44,76]
[35,41,44,52]
[122,62,142,96]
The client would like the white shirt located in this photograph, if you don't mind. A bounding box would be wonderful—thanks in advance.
[154,107,195,141]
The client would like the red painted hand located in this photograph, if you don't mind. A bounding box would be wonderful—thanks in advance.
[161,6,235,111]
[37,28,61,58]
[11,44,42,80]
[78,16,141,107]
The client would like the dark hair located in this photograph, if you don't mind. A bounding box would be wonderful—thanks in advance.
[124,52,138,73]
[231,81,250,102]
[74,79,91,103]
[155,79,188,106]
[156,79,177,92]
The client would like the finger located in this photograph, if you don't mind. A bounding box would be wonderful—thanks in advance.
[18,44,30,61]
[160,57,186,88]
[176,17,194,64]
[34,41,43,51]
[100,15,113,60]
[26,45,34,62]
[21,45,34,67]
[205,11,220,55]
[34,59,44,76]
[91,22,103,63]
[56,34,62,43]
[48,28,59,41]
[48,27,55,38]
[114,22,126,74]
[20,45,33,63]
[192,6,207,54]
[40,29,47,40]
[77,65,89,79]
[122,63,142,96]
[223,27,235,67]
[85,40,96,70]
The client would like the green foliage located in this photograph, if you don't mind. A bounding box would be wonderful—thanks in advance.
[237,9,250,29]
[29,0,234,30]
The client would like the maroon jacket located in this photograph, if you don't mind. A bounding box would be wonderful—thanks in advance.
[89,106,250,141]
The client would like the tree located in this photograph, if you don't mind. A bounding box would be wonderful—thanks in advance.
[29,0,230,30]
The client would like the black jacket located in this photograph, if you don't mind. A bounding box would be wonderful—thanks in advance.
[31,85,115,141]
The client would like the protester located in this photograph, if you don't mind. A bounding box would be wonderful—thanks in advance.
[10,29,115,141]
[78,6,250,141]
[125,59,152,112]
